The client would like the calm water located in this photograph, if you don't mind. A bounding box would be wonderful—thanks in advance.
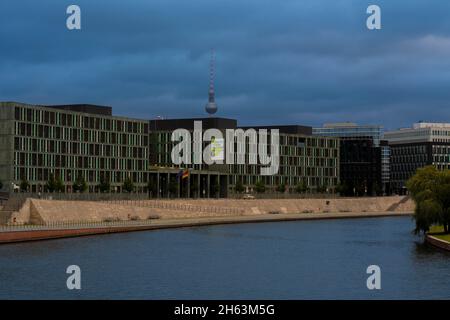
[0,216,449,299]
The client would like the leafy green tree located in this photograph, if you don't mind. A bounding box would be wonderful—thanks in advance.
[73,175,88,193]
[295,181,308,194]
[254,180,266,193]
[335,182,348,196]
[276,183,286,193]
[20,178,29,192]
[46,174,56,192]
[55,176,65,193]
[407,166,450,234]
[122,177,135,193]
[414,199,441,234]
[98,176,111,193]
[235,180,245,194]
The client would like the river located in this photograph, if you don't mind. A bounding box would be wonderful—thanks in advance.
[0,216,449,299]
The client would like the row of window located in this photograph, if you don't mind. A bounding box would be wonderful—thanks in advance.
[15,122,148,146]
[155,132,339,149]
[230,175,338,188]
[15,107,149,133]
[14,152,148,171]
[391,146,427,155]
[14,138,148,159]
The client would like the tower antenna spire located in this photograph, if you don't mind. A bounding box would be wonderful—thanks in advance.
[205,48,218,115]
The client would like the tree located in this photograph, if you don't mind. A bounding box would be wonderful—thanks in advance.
[276,183,286,193]
[235,180,245,194]
[295,181,308,194]
[73,175,88,193]
[413,199,441,235]
[46,174,56,192]
[407,166,450,235]
[20,178,29,192]
[211,182,220,198]
[316,185,328,194]
[122,177,134,193]
[335,182,348,196]
[98,176,110,193]
[55,176,65,193]
[254,180,266,193]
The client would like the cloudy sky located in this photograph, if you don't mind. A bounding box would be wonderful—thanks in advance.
[1,0,450,130]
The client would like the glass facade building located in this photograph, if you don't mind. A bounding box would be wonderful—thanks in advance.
[0,102,149,193]
[149,119,340,197]
[313,123,390,196]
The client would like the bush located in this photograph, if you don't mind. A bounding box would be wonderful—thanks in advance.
[130,215,140,221]
[73,175,88,193]
[295,182,308,194]
[98,177,111,193]
[276,184,286,193]
[20,179,29,192]
[254,180,266,193]
[122,177,135,193]
[147,214,161,220]
[235,180,245,193]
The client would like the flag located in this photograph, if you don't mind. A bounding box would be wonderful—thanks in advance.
[176,169,189,180]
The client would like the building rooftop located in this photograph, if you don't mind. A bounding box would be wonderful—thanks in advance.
[149,117,238,131]
[46,104,112,116]
[239,125,312,135]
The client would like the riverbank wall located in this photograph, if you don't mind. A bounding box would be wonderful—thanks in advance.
[6,196,414,225]
[425,234,450,251]
[0,211,412,244]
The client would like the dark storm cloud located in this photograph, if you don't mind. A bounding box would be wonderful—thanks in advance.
[1,0,450,129]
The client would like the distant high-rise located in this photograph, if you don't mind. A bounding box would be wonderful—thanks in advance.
[205,50,218,115]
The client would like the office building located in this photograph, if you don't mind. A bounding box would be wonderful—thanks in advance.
[313,122,390,196]
[385,122,450,193]
[0,102,149,193]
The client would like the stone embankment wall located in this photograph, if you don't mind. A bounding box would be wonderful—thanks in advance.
[425,235,450,251]
[8,196,414,225]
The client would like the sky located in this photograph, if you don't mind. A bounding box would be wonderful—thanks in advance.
[1,0,450,130]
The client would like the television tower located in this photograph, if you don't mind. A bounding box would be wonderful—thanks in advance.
[205,49,218,115]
